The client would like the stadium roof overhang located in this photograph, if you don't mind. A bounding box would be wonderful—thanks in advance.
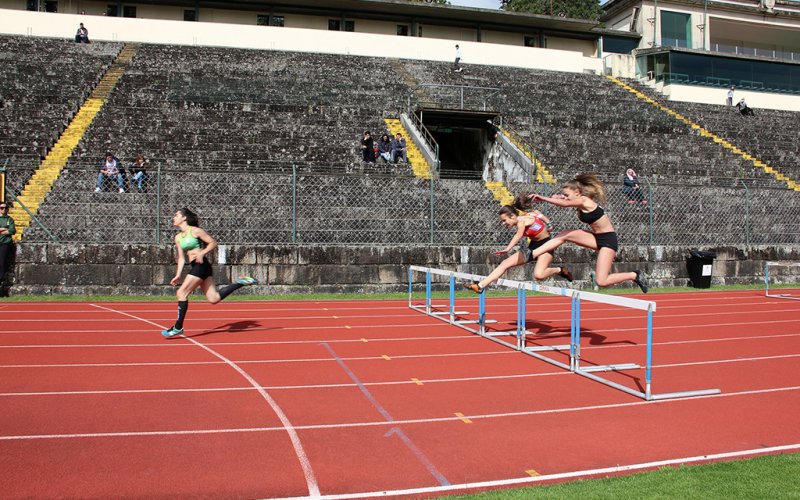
[602,0,800,21]
[129,0,600,34]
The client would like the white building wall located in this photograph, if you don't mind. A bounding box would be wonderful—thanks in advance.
[0,8,594,74]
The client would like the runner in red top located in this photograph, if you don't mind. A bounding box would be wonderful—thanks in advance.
[465,193,573,293]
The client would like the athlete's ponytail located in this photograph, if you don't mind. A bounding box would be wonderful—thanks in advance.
[563,173,607,204]
[179,208,199,227]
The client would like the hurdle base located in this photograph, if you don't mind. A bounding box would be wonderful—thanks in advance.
[648,388,721,401]
[580,363,640,373]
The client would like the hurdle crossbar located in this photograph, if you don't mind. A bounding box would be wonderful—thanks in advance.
[408,265,720,401]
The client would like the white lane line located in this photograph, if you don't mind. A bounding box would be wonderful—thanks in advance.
[89,304,320,497]
[2,385,798,440]
[295,442,800,499]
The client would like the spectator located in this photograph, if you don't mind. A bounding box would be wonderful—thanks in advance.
[622,168,647,204]
[453,44,463,72]
[391,133,407,163]
[132,153,148,192]
[96,152,125,193]
[377,133,393,163]
[0,202,16,284]
[726,85,735,106]
[736,98,754,116]
[75,23,90,43]
[360,131,375,163]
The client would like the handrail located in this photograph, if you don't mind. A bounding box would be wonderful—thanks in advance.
[407,111,440,174]
[414,83,500,111]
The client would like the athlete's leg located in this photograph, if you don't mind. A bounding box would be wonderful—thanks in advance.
[532,252,559,281]
[529,229,596,261]
[163,275,203,336]
[593,247,637,287]
[204,275,258,304]
[476,251,527,290]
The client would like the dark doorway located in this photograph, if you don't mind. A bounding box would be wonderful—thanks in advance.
[416,108,499,178]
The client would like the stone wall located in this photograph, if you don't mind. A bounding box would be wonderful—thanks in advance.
[8,243,800,296]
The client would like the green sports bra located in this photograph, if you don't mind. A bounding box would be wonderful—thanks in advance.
[178,227,202,252]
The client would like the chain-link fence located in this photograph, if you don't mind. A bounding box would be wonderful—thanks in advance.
[5,163,800,247]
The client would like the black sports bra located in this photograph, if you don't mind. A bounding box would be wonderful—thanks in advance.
[578,205,605,224]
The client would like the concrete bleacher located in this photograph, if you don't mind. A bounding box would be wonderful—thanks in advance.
[5,35,798,253]
[0,35,121,193]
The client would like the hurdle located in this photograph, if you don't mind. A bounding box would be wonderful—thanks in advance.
[765,261,800,301]
[408,265,721,401]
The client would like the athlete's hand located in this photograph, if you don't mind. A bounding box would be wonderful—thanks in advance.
[527,193,543,202]
[169,275,181,287]
[493,249,509,256]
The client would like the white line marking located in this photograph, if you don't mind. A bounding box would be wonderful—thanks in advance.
[89,304,320,497]
[289,442,800,499]
[2,385,798,440]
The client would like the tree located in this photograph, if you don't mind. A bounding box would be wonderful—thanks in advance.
[501,0,603,22]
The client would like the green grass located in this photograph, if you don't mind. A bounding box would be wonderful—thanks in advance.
[447,453,800,499]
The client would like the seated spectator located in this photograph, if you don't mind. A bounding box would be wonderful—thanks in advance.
[391,133,407,163]
[377,133,393,163]
[736,98,754,116]
[360,131,375,163]
[75,23,90,44]
[132,153,148,192]
[96,152,125,193]
[622,168,646,204]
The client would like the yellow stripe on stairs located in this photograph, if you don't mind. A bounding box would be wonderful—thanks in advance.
[485,181,514,206]
[498,127,556,184]
[384,118,432,179]
[11,44,140,240]
[605,75,800,193]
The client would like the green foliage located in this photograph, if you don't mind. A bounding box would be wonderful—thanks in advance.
[502,0,603,21]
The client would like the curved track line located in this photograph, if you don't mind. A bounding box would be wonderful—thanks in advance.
[89,304,320,497]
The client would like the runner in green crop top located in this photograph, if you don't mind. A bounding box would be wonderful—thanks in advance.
[161,208,259,338]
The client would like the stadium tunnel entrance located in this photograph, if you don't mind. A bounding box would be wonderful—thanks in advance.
[416,108,500,179]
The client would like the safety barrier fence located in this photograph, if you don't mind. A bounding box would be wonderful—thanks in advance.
[3,162,800,246]
[408,265,721,401]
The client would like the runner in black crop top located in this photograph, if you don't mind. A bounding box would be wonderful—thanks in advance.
[523,173,649,293]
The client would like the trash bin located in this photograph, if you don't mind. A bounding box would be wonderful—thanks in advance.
[687,249,716,288]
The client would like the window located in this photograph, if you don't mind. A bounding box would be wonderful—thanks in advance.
[328,19,354,32]
[524,36,540,47]
[661,10,691,48]
[44,0,57,12]
[184,9,196,21]
[603,36,639,54]
[259,15,284,26]
[397,25,409,36]
[106,4,117,16]
[123,5,136,18]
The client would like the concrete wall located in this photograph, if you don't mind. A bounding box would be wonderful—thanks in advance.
[9,243,799,296]
[0,8,601,74]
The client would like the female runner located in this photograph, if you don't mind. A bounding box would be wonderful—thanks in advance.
[525,173,648,293]
[465,194,572,293]
[161,208,257,337]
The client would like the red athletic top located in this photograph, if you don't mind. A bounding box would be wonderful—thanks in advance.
[522,214,546,239]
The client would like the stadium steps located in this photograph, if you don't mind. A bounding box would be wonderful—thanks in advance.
[485,181,514,205]
[11,44,140,240]
[606,76,800,192]
[497,125,557,184]
[384,118,432,179]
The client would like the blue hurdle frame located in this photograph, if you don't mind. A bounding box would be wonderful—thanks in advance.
[408,266,720,401]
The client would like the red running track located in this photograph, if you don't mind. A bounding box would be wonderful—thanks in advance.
[1,289,799,498]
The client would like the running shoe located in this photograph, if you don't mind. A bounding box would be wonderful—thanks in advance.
[634,270,649,294]
[558,266,574,282]
[237,276,258,286]
[161,326,184,338]
[463,281,484,294]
